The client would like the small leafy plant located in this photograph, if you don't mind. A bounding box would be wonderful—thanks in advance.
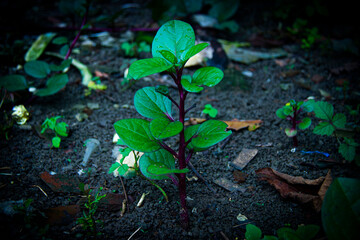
[121,41,150,57]
[312,101,359,164]
[113,20,231,228]
[41,116,69,148]
[276,99,314,147]
[202,104,218,118]
[77,184,106,237]
[245,223,319,240]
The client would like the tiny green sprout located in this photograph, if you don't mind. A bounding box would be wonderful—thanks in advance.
[276,99,314,147]
[113,20,231,229]
[202,104,218,118]
[41,116,69,148]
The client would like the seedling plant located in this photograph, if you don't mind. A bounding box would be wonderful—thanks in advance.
[202,103,218,118]
[113,20,231,229]
[41,116,69,148]
[276,99,314,147]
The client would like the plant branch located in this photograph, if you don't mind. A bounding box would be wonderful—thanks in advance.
[159,142,178,159]
[185,103,196,115]
[187,161,216,194]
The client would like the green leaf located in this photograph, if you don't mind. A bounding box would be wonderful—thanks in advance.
[34,73,69,96]
[180,42,209,63]
[114,118,160,153]
[152,20,195,60]
[208,0,239,22]
[313,122,335,136]
[285,128,297,137]
[134,87,172,119]
[245,224,262,240]
[155,85,169,95]
[49,59,72,72]
[314,101,333,121]
[276,108,287,119]
[108,162,121,174]
[192,67,224,87]
[158,50,177,64]
[52,136,61,148]
[322,177,360,240]
[150,117,183,139]
[181,77,203,93]
[302,99,315,112]
[215,20,239,33]
[296,225,320,240]
[277,227,300,240]
[55,122,68,137]
[116,164,130,176]
[187,120,231,150]
[184,124,208,152]
[263,236,278,240]
[0,75,28,91]
[24,60,50,78]
[339,138,358,162]
[52,36,68,45]
[128,58,173,80]
[139,149,177,180]
[203,104,218,118]
[298,117,311,130]
[283,105,293,115]
[147,163,189,176]
[25,32,56,62]
[332,113,346,129]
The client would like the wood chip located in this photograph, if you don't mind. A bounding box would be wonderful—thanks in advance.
[230,149,258,170]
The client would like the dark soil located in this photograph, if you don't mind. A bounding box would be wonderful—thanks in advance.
[1,1,359,239]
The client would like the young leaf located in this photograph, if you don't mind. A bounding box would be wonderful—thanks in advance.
[158,50,177,64]
[202,104,218,118]
[192,67,224,87]
[180,42,209,64]
[108,162,121,174]
[285,128,297,137]
[52,136,61,148]
[35,73,69,96]
[245,224,262,240]
[128,58,172,80]
[114,118,160,152]
[313,122,335,136]
[314,101,334,121]
[276,108,287,119]
[55,122,68,137]
[181,78,203,93]
[150,117,183,139]
[0,75,28,91]
[139,149,177,180]
[24,32,56,62]
[134,87,172,119]
[24,60,50,78]
[188,120,231,149]
[298,117,311,130]
[152,20,195,60]
[321,177,360,240]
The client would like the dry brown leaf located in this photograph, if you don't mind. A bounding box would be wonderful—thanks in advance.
[255,167,332,212]
[280,69,300,78]
[185,118,262,131]
[94,70,109,78]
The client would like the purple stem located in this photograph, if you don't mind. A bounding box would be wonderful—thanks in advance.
[292,107,299,147]
[159,142,178,159]
[64,4,89,60]
[168,175,179,186]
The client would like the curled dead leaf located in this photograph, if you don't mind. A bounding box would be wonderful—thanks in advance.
[255,168,332,212]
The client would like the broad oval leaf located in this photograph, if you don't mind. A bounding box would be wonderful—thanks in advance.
[147,163,188,176]
[150,117,183,139]
[128,57,172,80]
[114,118,160,153]
[139,149,177,180]
[55,122,68,137]
[180,42,209,63]
[52,136,61,148]
[322,177,360,240]
[245,224,262,240]
[0,75,28,91]
[35,73,68,96]
[276,108,287,119]
[25,32,56,62]
[314,101,334,121]
[24,60,51,78]
[152,20,195,60]
[134,87,172,119]
[184,124,208,152]
[298,117,311,130]
[188,120,231,149]
[49,59,72,72]
[192,67,224,87]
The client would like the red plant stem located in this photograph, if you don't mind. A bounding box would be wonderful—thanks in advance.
[176,67,189,229]
[64,4,89,60]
